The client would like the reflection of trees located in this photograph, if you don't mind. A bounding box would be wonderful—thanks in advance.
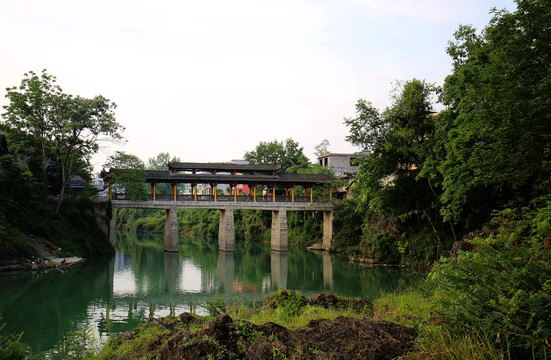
[0,256,115,353]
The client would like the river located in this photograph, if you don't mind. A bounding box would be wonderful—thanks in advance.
[0,233,422,354]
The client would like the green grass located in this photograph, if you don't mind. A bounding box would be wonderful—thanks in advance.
[230,303,367,330]
[372,290,506,360]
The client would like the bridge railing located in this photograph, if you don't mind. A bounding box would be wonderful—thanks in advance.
[109,193,334,203]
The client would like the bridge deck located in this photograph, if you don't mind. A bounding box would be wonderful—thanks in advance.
[106,199,333,211]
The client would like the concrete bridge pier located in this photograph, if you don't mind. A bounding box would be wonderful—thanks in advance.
[322,211,333,250]
[271,210,288,251]
[219,209,235,251]
[164,207,179,252]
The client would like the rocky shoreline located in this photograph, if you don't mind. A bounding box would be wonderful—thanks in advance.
[0,233,86,272]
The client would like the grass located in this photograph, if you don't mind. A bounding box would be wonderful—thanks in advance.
[95,318,179,360]
[372,290,506,360]
[229,303,367,330]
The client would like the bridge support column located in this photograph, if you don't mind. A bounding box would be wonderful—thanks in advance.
[322,210,333,250]
[164,207,179,252]
[219,209,235,252]
[271,210,288,251]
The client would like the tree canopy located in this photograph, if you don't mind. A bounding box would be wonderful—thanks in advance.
[313,139,330,158]
[104,151,148,200]
[146,152,181,171]
[345,80,449,241]
[243,138,309,173]
[436,0,551,225]
[1,70,123,212]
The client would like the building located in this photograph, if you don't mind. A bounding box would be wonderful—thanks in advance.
[317,152,368,178]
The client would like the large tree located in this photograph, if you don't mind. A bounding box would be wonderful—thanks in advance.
[1,70,123,212]
[1,70,61,194]
[244,138,309,173]
[346,79,452,245]
[52,94,122,212]
[437,0,551,226]
[104,151,148,200]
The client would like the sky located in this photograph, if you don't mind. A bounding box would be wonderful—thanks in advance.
[0,0,517,172]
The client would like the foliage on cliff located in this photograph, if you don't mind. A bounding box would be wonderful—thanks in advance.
[336,0,551,266]
[0,155,112,262]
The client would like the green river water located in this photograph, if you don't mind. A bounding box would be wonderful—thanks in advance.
[0,233,422,354]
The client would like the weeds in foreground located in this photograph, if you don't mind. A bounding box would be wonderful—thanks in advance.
[402,326,506,360]
[0,317,31,360]
[373,290,506,360]
[203,294,241,317]
[48,327,97,360]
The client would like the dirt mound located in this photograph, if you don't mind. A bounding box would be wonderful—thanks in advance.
[108,293,414,359]
[310,292,373,312]
[118,312,416,360]
[263,290,372,314]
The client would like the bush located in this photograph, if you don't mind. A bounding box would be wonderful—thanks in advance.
[400,232,439,267]
[362,227,401,264]
[431,198,551,358]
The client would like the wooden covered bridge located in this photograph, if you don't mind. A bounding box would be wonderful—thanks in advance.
[102,162,336,252]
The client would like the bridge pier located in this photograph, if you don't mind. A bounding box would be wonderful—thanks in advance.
[271,210,288,251]
[164,207,179,252]
[218,209,235,251]
[322,210,333,250]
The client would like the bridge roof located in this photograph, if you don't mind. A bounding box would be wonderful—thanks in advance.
[167,162,280,174]
[144,170,334,185]
[102,169,334,186]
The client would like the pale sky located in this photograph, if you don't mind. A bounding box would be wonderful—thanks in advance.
[0,0,516,172]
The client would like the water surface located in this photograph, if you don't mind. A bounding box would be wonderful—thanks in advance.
[0,233,421,353]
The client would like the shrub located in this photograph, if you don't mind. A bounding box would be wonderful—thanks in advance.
[431,198,551,358]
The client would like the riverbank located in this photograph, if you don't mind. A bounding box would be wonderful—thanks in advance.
[75,289,506,360]
[94,291,416,360]
[0,233,86,272]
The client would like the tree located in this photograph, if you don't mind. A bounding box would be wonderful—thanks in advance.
[313,139,330,158]
[104,151,148,200]
[244,138,309,173]
[52,94,122,212]
[1,70,124,212]
[146,152,181,194]
[437,0,551,226]
[346,79,450,252]
[343,99,387,152]
[146,152,181,171]
[1,70,61,195]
